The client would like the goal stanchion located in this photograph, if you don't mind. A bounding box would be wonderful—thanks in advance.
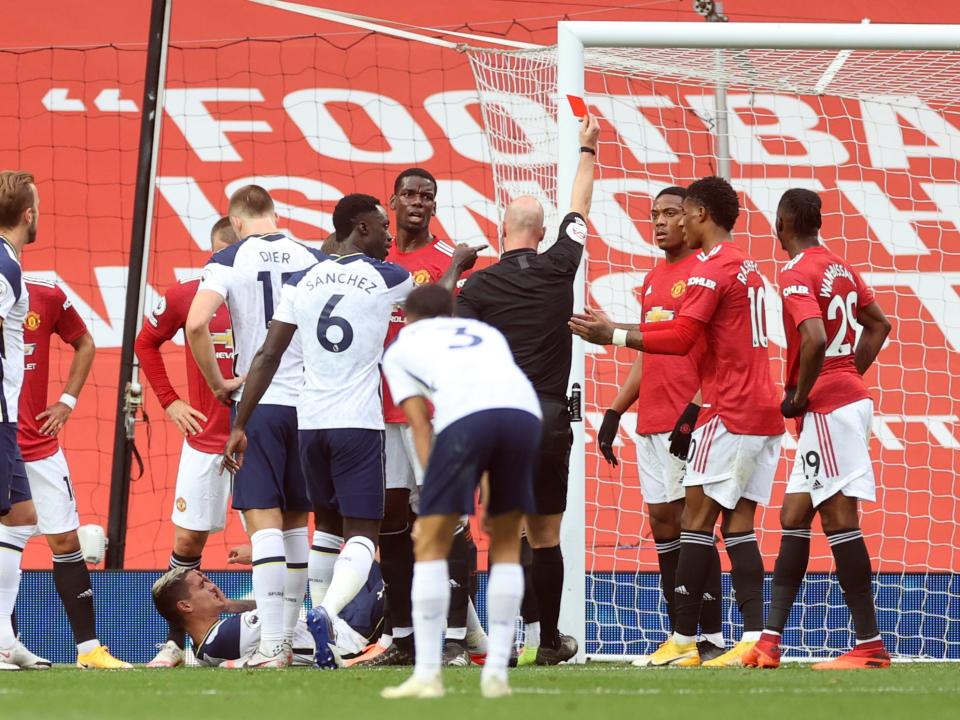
[468,22,960,661]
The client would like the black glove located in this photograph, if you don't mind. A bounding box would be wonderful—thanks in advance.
[781,388,808,418]
[668,403,701,460]
[597,409,622,467]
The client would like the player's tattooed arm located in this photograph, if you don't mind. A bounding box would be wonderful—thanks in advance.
[400,396,433,470]
[786,317,827,415]
[223,320,297,474]
[38,331,95,436]
[854,301,892,375]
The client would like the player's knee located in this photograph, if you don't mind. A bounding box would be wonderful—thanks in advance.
[46,530,81,555]
[818,494,860,533]
[779,506,812,531]
[1,500,37,528]
[648,502,682,538]
[525,513,562,548]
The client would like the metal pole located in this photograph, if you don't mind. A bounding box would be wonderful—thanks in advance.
[704,3,731,180]
[556,21,587,664]
[106,0,172,568]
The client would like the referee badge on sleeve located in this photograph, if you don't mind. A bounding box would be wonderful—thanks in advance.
[566,216,588,245]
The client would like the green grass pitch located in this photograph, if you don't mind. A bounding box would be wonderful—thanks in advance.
[1,664,958,720]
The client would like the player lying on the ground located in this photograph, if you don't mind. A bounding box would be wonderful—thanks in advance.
[596,185,724,666]
[151,567,382,667]
[224,193,411,669]
[743,189,892,671]
[381,284,542,699]
[571,176,785,668]
[136,216,239,668]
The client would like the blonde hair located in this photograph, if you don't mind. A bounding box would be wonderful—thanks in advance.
[0,171,35,228]
[151,567,192,624]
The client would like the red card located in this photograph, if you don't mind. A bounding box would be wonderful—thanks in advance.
[566,94,587,118]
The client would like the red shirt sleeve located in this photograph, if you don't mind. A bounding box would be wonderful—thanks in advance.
[135,283,189,409]
[678,263,724,324]
[52,287,89,345]
[642,316,705,355]
[780,269,821,328]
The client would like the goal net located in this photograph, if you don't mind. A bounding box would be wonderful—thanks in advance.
[467,27,960,660]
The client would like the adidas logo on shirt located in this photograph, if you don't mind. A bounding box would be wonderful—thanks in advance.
[675,585,690,596]
[77,589,93,600]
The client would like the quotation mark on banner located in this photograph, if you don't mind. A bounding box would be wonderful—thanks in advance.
[42,88,139,112]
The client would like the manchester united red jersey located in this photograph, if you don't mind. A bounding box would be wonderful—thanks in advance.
[18,280,89,462]
[134,278,234,454]
[780,245,876,414]
[382,237,468,423]
[636,253,705,435]
[679,242,784,436]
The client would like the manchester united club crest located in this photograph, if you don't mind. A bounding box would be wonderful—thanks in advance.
[175,497,187,513]
[25,311,41,331]
[671,280,686,298]
[412,269,431,286]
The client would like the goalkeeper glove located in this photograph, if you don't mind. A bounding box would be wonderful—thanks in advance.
[597,409,622,467]
[668,403,701,460]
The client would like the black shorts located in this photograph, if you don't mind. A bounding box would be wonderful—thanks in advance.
[0,422,30,516]
[533,397,572,515]
[420,408,541,518]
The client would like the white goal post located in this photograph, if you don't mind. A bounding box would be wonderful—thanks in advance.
[470,21,960,662]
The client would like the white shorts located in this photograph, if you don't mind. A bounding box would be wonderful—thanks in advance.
[686,417,783,510]
[385,424,422,512]
[786,398,875,508]
[636,433,686,505]
[25,448,79,535]
[171,441,231,533]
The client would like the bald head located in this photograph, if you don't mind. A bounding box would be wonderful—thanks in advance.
[501,195,545,252]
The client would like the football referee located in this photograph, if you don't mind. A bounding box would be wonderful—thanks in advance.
[456,113,599,665]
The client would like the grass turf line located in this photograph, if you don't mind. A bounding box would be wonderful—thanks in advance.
[0,664,957,720]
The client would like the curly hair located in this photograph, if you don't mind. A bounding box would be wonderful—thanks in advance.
[332,193,382,240]
[685,176,739,232]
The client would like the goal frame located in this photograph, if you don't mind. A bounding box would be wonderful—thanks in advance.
[555,20,960,662]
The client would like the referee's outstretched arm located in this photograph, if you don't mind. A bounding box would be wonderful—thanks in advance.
[569,114,601,218]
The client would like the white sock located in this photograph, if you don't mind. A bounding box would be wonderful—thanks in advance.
[251,528,286,655]
[704,631,725,648]
[0,524,33,648]
[446,626,466,641]
[466,598,488,654]
[282,527,309,643]
[741,630,762,642]
[525,621,541,648]
[482,563,523,683]
[77,639,100,655]
[309,531,341,607]
[378,633,393,649]
[321,536,375,618]
[393,626,413,639]
[412,560,449,682]
[332,616,369,654]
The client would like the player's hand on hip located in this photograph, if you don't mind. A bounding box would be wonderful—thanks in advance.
[214,376,244,406]
[780,387,808,418]
[165,399,207,436]
[452,243,481,272]
[222,428,247,474]
[598,409,621,467]
[36,402,72,436]
[579,113,601,150]
[569,307,614,345]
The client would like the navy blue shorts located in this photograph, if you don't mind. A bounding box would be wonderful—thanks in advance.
[298,428,385,521]
[420,409,541,518]
[232,404,310,513]
[0,422,31,516]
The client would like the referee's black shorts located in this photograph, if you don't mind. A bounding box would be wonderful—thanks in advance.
[532,396,573,515]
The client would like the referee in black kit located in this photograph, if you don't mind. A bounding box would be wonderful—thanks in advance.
[456,113,600,665]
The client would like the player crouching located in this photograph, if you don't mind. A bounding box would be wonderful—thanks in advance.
[380,285,542,699]
[151,567,381,668]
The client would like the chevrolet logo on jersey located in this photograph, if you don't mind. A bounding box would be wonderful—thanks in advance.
[24,342,37,371]
[211,329,235,360]
[645,306,675,323]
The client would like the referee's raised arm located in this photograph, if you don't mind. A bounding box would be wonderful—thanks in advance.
[454,113,600,664]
